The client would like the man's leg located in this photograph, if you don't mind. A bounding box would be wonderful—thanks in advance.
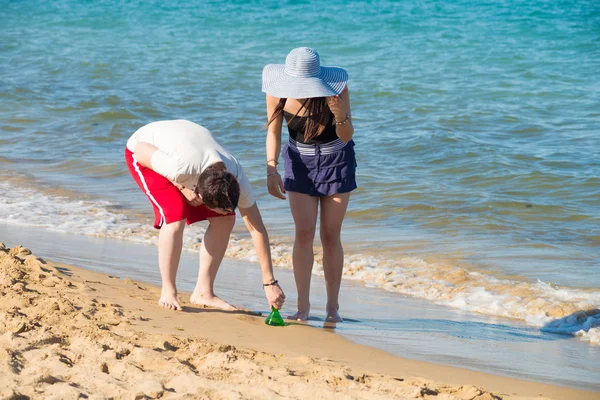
[190,214,237,310]
[125,148,189,311]
[157,219,186,311]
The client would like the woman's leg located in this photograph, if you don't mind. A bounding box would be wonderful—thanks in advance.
[288,191,319,321]
[190,214,237,310]
[319,192,351,322]
[158,219,186,310]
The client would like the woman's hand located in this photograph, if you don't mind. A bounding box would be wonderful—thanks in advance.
[267,172,286,200]
[326,86,350,122]
[180,187,203,207]
[264,282,286,310]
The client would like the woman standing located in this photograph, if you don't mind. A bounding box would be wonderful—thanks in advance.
[262,47,356,322]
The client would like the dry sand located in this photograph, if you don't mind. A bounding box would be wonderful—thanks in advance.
[0,243,597,400]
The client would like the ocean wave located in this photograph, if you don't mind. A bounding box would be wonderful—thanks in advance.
[541,310,600,346]
[1,180,598,346]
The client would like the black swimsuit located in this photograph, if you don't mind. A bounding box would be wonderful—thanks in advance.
[283,111,338,144]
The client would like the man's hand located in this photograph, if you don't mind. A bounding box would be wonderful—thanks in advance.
[264,282,285,310]
[180,187,203,207]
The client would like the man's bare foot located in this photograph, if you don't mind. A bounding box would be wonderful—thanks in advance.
[325,308,343,323]
[288,310,310,321]
[158,290,182,311]
[190,292,237,311]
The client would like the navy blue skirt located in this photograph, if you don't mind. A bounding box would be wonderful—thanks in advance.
[283,138,357,197]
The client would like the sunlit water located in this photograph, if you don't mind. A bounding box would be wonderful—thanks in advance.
[1,0,599,350]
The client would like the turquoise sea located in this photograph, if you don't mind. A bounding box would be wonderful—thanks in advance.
[1,0,599,389]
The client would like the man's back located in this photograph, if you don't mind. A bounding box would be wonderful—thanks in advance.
[125,120,252,208]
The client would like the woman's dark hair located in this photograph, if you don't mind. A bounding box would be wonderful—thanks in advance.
[196,165,240,212]
[266,97,333,142]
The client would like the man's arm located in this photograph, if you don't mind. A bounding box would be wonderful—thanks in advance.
[133,142,202,206]
[238,203,285,309]
[133,142,160,169]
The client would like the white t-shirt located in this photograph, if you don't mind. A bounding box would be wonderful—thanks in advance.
[126,120,255,209]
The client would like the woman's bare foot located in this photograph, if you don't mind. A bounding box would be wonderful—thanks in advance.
[325,307,343,323]
[288,310,310,321]
[158,289,182,311]
[190,292,237,311]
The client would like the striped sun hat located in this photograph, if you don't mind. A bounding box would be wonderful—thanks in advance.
[262,47,348,99]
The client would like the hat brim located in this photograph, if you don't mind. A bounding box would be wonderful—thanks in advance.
[262,64,348,99]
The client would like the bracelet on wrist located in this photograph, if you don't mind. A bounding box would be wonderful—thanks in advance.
[267,171,280,177]
[266,158,279,166]
[263,279,278,287]
[333,113,350,126]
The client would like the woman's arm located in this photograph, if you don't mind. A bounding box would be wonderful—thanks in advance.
[327,87,354,143]
[238,203,286,309]
[265,94,286,200]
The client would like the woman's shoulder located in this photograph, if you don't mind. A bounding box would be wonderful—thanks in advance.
[266,93,282,104]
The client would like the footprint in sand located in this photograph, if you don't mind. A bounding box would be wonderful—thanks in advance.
[123,278,147,291]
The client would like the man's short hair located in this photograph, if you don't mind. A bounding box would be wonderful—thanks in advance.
[196,166,240,212]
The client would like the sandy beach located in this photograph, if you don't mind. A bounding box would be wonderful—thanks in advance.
[1,243,597,400]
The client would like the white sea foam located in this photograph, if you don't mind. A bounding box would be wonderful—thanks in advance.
[1,181,599,345]
[0,182,157,243]
[339,254,600,329]
[575,328,600,346]
[0,181,232,251]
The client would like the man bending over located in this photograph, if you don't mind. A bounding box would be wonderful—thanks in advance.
[124,119,285,311]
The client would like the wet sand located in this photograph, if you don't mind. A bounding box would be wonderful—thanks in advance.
[1,243,597,399]
[2,224,598,392]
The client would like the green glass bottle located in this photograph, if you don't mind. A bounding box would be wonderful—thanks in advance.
[265,306,285,326]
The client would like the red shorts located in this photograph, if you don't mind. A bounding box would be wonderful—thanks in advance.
[125,148,234,229]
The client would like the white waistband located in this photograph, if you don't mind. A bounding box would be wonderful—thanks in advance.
[288,138,347,156]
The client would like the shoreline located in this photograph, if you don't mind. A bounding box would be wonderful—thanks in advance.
[1,175,599,352]
[1,224,599,391]
[1,243,597,399]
